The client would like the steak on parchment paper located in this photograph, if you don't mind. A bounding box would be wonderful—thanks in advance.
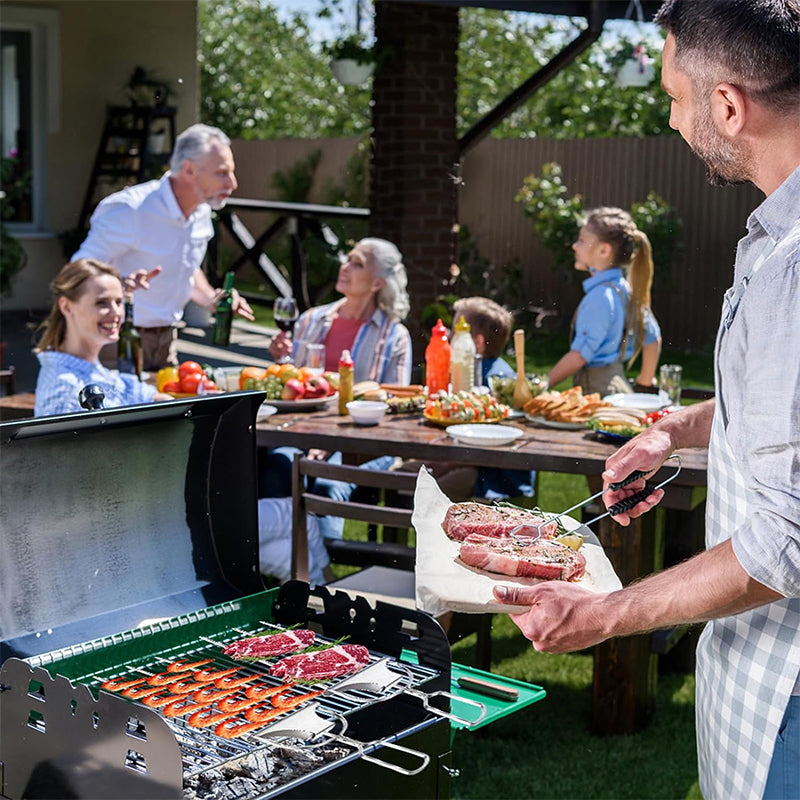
[442,502,560,542]
[270,644,370,681]
[223,629,316,660]
[459,533,586,581]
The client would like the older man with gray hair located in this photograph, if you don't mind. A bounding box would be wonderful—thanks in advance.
[73,123,253,370]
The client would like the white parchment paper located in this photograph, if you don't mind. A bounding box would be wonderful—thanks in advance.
[412,467,623,615]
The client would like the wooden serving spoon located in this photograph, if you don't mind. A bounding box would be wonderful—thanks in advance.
[512,328,533,410]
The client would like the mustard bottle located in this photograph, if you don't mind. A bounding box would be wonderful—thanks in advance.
[338,349,354,415]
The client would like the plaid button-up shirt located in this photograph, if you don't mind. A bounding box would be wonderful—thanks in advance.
[696,164,800,800]
[291,299,412,385]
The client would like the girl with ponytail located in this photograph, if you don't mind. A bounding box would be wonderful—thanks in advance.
[547,207,662,396]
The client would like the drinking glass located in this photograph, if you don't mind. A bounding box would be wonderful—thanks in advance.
[273,297,299,363]
[304,343,326,376]
[659,364,683,407]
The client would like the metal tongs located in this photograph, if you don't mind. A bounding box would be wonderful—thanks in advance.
[508,454,682,543]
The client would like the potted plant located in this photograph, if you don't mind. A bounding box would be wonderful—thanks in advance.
[0,151,30,298]
[324,34,377,86]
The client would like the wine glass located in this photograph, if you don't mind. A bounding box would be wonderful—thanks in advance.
[273,297,299,363]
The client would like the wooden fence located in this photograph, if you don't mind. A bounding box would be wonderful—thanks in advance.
[231,135,763,351]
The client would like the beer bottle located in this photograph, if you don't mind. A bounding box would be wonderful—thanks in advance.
[118,292,143,377]
[211,271,235,346]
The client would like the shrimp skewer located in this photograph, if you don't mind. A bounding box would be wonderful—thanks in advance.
[142,693,177,709]
[147,671,193,687]
[217,695,260,714]
[244,705,285,724]
[192,685,238,704]
[101,676,147,692]
[167,679,207,695]
[123,684,163,700]
[162,697,206,718]
[215,715,280,739]
[271,689,324,711]
[193,667,239,683]
[187,708,238,729]
[214,673,260,690]
[244,682,295,701]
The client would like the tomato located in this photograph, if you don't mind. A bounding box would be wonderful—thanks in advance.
[162,381,181,393]
[156,367,179,392]
[239,366,266,391]
[199,376,218,393]
[179,373,205,394]
[178,361,204,381]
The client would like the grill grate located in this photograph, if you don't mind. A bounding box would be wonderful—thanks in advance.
[76,619,437,779]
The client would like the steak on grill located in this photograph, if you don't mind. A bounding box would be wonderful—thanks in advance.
[223,629,316,660]
[459,533,586,581]
[442,502,559,542]
[270,644,370,681]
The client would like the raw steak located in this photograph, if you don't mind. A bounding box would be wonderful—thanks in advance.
[270,644,370,681]
[223,629,316,660]
[459,533,586,581]
[442,502,559,542]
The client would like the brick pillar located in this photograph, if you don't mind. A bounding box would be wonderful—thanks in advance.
[371,2,459,362]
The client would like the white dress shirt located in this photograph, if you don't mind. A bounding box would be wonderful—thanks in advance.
[73,173,214,327]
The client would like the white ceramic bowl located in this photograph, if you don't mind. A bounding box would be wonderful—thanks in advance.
[346,400,389,426]
[447,423,524,447]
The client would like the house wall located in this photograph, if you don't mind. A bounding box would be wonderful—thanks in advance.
[4,0,199,311]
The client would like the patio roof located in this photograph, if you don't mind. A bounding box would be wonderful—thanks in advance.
[383,1,662,23]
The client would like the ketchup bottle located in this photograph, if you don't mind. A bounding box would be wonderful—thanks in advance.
[425,319,451,395]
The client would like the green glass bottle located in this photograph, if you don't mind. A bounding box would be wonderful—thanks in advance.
[211,271,235,346]
[117,292,143,377]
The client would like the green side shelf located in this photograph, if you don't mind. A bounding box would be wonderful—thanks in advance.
[449,663,546,734]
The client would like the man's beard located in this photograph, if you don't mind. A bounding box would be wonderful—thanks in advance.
[690,106,753,187]
[207,195,229,211]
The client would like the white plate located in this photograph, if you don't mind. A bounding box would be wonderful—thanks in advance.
[447,423,524,447]
[603,391,670,411]
[524,414,587,431]
[268,393,338,412]
[256,403,278,421]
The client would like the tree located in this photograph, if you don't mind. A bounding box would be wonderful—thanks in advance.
[198,3,673,141]
[198,0,372,139]
[457,9,673,139]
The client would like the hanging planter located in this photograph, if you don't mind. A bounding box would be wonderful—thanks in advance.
[616,45,655,87]
[331,58,374,86]
[324,34,378,86]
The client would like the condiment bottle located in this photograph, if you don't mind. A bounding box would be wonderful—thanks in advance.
[450,315,476,393]
[425,318,451,395]
[117,292,143,377]
[338,349,354,415]
[211,271,235,346]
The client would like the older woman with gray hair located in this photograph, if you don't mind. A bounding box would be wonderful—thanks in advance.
[269,237,412,384]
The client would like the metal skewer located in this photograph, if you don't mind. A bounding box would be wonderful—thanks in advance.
[508,454,682,544]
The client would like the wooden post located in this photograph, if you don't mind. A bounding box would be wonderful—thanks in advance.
[590,505,664,734]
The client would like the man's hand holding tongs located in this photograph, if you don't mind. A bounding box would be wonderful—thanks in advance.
[601,426,677,525]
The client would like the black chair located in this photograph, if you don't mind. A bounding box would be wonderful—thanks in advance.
[290,454,493,670]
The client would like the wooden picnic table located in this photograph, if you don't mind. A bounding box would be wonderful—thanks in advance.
[257,406,708,735]
[0,392,35,420]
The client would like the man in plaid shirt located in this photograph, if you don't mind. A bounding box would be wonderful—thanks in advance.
[493,1,800,797]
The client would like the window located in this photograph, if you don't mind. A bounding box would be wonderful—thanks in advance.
[0,6,60,232]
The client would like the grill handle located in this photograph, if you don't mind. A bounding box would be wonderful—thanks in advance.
[357,738,431,776]
[406,688,487,727]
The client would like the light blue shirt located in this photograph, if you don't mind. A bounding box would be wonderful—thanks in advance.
[34,351,157,417]
[571,267,660,367]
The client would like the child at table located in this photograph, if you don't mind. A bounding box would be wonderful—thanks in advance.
[548,207,662,396]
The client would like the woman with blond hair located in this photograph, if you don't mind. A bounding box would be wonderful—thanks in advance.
[548,207,662,396]
[34,259,171,416]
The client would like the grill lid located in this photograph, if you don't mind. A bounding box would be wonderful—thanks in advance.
[0,393,265,662]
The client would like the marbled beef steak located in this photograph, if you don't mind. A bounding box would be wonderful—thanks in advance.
[442,502,560,542]
[459,533,587,581]
[270,644,370,681]
[223,629,316,660]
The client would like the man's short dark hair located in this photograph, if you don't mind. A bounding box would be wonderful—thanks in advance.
[655,0,800,115]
